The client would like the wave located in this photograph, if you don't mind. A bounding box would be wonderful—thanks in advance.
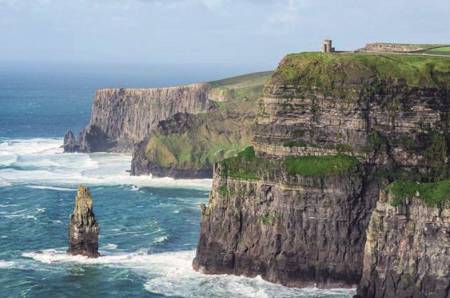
[0,138,212,190]
[0,260,16,269]
[23,249,355,297]
[26,186,76,192]
[103,243,118,250]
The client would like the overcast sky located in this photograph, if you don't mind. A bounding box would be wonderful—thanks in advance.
[0,0,449,70]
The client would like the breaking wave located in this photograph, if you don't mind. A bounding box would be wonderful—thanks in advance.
[0,138,211,190]
[23,249,355,297]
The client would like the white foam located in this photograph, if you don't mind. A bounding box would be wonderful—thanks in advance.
[23,249,355,297]
[153,235,168,244]
[0,260,15,269]
[27,186,76,192]
[103,243,118,250]
[0,138,212,190]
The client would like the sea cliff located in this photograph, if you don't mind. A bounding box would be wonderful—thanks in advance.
[64,83,213,152]
[357,189,450,298]
[65,72,271,179]
[193,52,450,293]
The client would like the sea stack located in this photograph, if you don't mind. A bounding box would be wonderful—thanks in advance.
[68,185,99,258]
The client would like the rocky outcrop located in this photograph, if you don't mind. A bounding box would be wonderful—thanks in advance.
[68,186,99,258]
[131,113,215,178]
[63,130,79,153]
[131,102,255,179]
[356,192,450,298]
[194,53,450,289]
[65,84,213,153]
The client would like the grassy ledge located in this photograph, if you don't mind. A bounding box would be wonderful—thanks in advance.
[219,146,359,180]
[388,180,450,207]
[283,155,359,177]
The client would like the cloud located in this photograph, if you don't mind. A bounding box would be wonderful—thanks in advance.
[269,0,302,26]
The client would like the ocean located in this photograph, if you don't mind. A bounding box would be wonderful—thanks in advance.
[0,65,355,297]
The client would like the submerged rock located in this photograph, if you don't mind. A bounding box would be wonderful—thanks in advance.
[67,186,99,258]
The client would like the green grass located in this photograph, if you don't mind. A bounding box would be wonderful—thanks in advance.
[283,155,359,177]
[208,71,272,102]
[429,46,450,53]
[209,71,273,88]
[220,147,273,180]
[145,112,253,171]
[143,71,272,172]
[260,212,278,225]
[388,180,450,207]
[424,46,450,56]
[219,146,359,180]
[270,52,450,91]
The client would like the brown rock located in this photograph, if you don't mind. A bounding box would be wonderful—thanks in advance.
[67,186,99,258]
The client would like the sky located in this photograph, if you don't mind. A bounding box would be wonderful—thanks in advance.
[0,0,449,71]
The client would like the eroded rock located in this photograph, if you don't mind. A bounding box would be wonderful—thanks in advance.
[67,186,99,258]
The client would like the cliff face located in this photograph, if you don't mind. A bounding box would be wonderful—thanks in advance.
[68,186,99,258]
[194,53,450,289]
[194,159,373,287]
[130,72,271,179]
[65,83,213,152]
[131,100,256,179]
[357,192,450,298]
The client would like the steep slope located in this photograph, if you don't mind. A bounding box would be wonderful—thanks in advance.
[64,83,214,152]
[357,187,450,298]
[130,72,272,178]
[193,52,450,290]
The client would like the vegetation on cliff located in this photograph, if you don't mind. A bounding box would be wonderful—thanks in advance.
[208,71,272,102]
[219,146,359,179]
[388,180,450,207]
[270,52,450,90]
[136,72,272,177]
[144,113,252,171]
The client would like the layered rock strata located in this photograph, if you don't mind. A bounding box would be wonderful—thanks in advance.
[130,72,271,179]
[356,192,450,298]
[194,52,450,290]
[131,106,255,179]
[68,186,99,258]
[64,83,213,152]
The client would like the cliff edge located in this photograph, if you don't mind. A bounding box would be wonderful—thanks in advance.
[357,188,450,298]
[64,83,213,153]
[193,52,450,291]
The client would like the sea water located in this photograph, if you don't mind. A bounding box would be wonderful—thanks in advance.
[0,67,355,297]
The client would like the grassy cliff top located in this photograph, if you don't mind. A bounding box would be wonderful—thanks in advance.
[208,71,272,102]
[270,52,450,89]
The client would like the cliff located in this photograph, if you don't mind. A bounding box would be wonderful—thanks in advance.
[194,52,450,290]
[357,189,450,298]
[68,186,99,258]
[65,83,214,152]
[65,71,272,178]
[130,71,271,178]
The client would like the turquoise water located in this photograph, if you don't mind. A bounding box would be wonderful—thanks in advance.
[0,68,355,297]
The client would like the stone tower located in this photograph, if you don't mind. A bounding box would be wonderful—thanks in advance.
[67,185,99,258]
[322,40,335,53]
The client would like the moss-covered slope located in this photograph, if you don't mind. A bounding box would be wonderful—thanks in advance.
[131,71,272,178]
